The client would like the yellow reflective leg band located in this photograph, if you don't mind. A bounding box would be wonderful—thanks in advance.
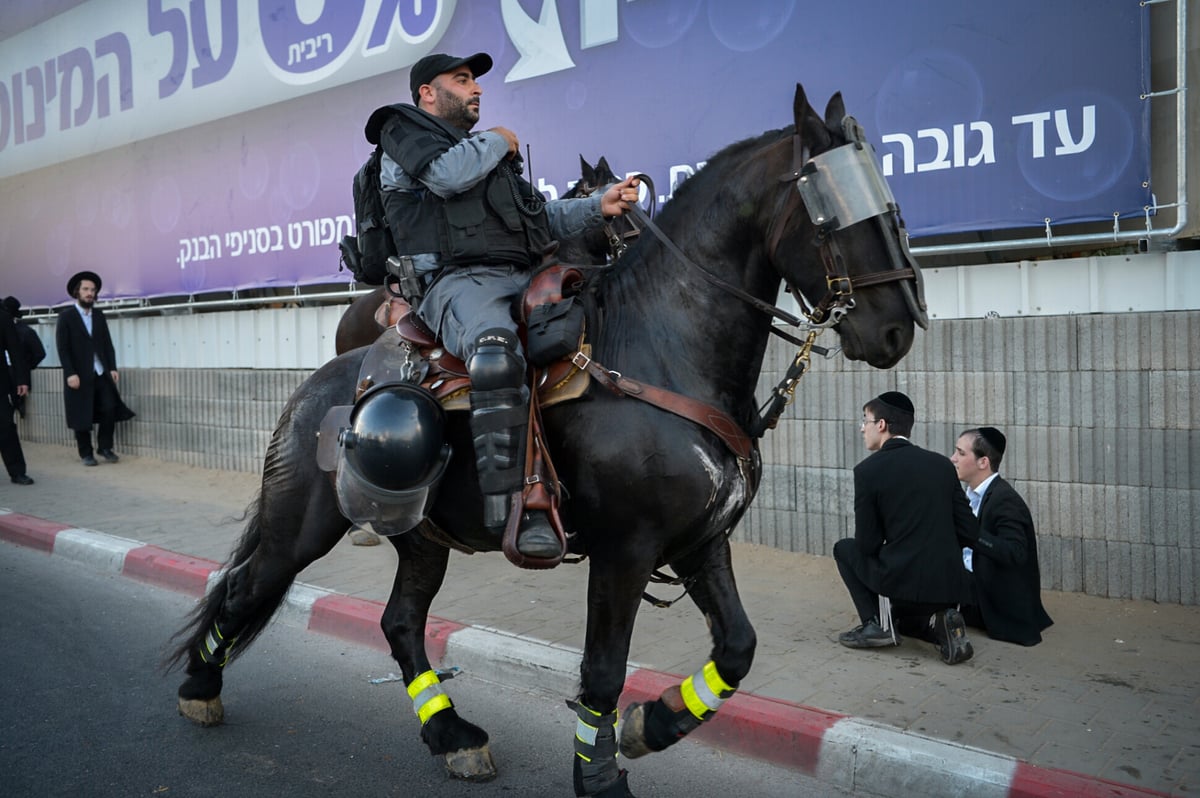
[571,701,618,764]
[680,661,735,721]
[407,670,453,724]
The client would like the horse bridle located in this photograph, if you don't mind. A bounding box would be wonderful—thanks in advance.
[571,173,656,261]
[772,116,929,330]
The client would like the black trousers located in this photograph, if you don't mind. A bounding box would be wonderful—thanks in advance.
[75,373,118,457]
[834,537,953,634]
[1,395,27,478]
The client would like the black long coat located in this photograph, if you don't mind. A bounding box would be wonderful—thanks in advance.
[1,309,30,402]
[853,438,978,604]
[55,305,121,431]
[970,477,1054,645]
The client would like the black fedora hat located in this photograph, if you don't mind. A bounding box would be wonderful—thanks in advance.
[2,296,23,318]
[67,270,103,297]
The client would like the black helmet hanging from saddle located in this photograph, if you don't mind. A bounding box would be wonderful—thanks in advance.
[317,381,451,536]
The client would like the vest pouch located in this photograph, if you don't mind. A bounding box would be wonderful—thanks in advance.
[487,172,525,232]
[442,197,489,261]
[526,297,584,367]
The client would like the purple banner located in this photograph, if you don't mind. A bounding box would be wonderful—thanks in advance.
[0,1,1150,306]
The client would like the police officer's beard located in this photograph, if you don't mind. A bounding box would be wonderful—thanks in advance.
[435,91,479,131]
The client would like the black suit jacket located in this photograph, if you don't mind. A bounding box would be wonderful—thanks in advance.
[970,476,1054,645]
[853,438,978,604]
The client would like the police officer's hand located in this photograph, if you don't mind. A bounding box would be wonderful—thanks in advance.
[67,375,80,389]
[601,176,641,217]
[111,370,119,384]
[488,126,519,158]
[16,384,28,397]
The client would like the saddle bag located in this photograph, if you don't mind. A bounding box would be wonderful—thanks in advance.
[525,296,584,367]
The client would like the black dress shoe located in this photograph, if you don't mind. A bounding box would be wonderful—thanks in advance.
[515,511,561,558]
[838,619,900,648]
[81,455,99,466]
[10,474,34,485]
[98,449,120,463]
[933,608,974,665]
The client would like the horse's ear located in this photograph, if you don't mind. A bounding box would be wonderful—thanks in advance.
[596,155,611,178]
[824,92,847,131]
[579,154,595,185]
[794,83,828,151]
[793,84,809,128]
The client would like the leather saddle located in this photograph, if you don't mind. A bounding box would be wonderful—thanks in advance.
[360,265,592,411]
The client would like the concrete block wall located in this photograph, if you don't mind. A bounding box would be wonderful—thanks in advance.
[739,309,1200,606]
[14,309,1198,605]
[19,368,310,475]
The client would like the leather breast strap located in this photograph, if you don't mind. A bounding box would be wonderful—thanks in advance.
[570,351,752,461]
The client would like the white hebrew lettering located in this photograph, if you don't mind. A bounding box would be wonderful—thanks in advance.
[538,177,559,200]
[1054,105,1095,155]
[287,221,304,249]
[880,133,914,176]
[916,128,952,172]
[966,121,995,166]
[1012,111,1052,158]
[316,218,335,245]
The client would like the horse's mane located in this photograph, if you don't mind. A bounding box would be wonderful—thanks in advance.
[666,124,795,210]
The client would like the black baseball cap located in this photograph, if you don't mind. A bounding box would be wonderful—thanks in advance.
[409,52,492,103]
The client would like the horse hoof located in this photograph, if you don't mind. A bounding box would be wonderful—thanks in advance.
[618,702,652,759]
[178,696,224,726]
[443,744,497,781]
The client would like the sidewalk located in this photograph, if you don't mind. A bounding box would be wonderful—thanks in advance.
[1,442,1195,796]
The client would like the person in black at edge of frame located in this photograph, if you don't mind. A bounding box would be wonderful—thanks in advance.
[3,296,46,419]
[369,51,641,558]
[55,271,135,466]
[833,391,978,665]
[0,298,33,484]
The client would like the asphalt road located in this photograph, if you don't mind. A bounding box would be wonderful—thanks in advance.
[0,542,851,797]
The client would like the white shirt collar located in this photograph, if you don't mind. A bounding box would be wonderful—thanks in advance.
[971,472,1000,501]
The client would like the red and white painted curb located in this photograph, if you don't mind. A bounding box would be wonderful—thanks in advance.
[0,508,1167,798]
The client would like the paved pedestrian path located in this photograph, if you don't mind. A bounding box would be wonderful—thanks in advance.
[2,442,1195,796]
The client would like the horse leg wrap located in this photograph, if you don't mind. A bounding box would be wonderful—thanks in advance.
[568,700,625,797]
[197,621,237,668]
[645,660,736,752]
[407,669,454,725]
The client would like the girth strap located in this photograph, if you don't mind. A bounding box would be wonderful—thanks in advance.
[570,350,752,461]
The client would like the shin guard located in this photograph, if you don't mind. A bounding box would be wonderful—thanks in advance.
[569,700,624,796]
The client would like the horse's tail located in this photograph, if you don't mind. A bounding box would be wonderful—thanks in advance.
[161,493,276,673]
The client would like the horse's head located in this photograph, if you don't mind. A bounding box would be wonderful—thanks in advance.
[769,84,928,368]
[559,156,642,265]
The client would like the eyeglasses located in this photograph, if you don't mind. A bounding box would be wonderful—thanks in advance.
[860,416,881,429]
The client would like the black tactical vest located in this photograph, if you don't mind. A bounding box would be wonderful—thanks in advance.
[372,105,552,269]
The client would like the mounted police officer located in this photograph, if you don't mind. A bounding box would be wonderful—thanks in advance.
[366,52,640,558]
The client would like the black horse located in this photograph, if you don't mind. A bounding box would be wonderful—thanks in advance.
[333,155,626,356]
[168,85,926,797]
